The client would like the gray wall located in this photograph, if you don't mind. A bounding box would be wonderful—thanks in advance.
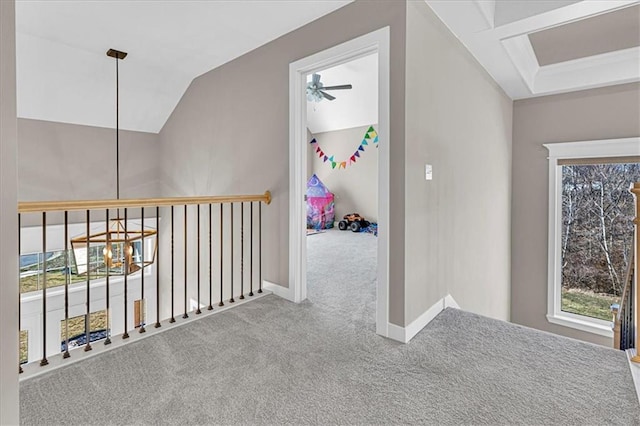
[0,0,19,423]
[512,82,640,345]
[159,0,408,325]
[17,118,160,202]
[404,1,513,325]
[311,124,378,222]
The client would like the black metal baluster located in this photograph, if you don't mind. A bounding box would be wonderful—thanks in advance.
[230,203,235,303]
[219,204,224,307]
[84,210,93,351]
[240,202,245,300]
[249,202,254,297]
[105,209,111,345]
[196,204,201,315]
[123,208,129,339]
[63,211,71,356]
[170,205,175,323]
[18,214,23,372]
[183,205,189,319]
[40,212,48,365]
[155,206,161,328]
[208,204,213,311]
[140,207,146,332]
[258,201,263,293]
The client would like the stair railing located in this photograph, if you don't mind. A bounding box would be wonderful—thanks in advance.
[18,191,270,373]
[631,182,640,362]
[612,250,634,351]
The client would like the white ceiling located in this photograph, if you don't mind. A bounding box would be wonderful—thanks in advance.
[306,53,378,135]
[426,0,640,99]
[15,0,352,133]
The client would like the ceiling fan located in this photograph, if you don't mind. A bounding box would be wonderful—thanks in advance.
[306,73,352,102]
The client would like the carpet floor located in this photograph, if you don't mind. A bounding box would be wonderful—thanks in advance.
[20,230,639,425]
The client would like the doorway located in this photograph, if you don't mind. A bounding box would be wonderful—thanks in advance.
[288,27,390,337]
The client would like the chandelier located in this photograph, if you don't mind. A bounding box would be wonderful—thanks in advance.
[71,48,157,276]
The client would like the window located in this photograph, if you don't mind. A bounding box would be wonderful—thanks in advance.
[545,138,640,337]
[60,310,108,351]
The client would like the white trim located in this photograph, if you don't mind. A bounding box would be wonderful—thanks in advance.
[386,295,459,343]
[546,313,613,338]
[626,349,640,404]
[426,0,640,99]
[263,280,295,302]
[444,294,460,309]
[544,138,640,338]
[288,28,391,337]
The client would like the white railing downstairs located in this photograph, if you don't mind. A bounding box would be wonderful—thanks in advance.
[17,191,270,373]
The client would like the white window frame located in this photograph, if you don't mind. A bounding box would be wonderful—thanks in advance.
[544,137,640,337]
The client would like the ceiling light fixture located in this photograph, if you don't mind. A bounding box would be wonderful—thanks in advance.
[71,48,157,276]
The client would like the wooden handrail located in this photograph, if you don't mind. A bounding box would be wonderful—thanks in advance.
[18,191,271,213]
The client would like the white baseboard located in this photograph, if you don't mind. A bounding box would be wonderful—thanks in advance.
[386,294,459,343]
[263,280,295,302]
[626,349,640,404]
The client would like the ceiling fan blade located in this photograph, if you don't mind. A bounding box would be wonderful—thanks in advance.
[322,84,353,90]
[320,91,336,101]
[312,73,321,85]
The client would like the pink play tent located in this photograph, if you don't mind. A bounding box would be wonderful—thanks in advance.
[306,174,335,229]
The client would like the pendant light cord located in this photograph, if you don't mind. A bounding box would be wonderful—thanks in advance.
[116,55,120,200]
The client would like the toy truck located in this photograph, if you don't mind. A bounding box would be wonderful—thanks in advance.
[337,213,370,232]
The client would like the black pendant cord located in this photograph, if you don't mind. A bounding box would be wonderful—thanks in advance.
[115,55,120,200]
[258,202,262,293]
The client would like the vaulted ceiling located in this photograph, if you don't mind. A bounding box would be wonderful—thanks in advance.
[15,1,640,135]
[15,0,352,133]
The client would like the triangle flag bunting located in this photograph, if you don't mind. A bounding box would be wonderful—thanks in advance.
[308,126,377,171]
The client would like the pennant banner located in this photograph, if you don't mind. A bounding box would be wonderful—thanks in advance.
[309,126,379,171]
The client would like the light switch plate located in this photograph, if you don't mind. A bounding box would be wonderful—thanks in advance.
[425,164,433,180]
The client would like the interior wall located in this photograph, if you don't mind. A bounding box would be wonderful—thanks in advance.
[310,124,378,222]
[158,0,407,325]
[404,1,513,325]
[17,118,160,202]
[512,82,640,345]
[0,0,19,423]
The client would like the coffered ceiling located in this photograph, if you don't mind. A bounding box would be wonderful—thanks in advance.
[426,0,640,99]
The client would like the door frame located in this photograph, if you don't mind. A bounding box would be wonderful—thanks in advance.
[288,27,390,337]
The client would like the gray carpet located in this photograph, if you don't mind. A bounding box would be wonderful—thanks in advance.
[20,230,639,425]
